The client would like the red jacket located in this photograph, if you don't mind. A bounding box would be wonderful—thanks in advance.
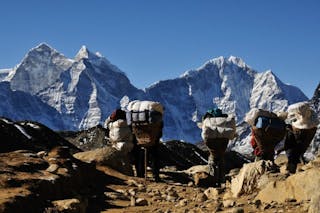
[250,130,261,156]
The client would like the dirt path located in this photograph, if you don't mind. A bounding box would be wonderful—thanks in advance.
[96,169,309,213]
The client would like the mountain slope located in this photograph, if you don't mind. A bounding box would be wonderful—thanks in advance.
[310,82,320,156]
[146,56,308,142]
[4,43,144,131]
[0,43,308,144]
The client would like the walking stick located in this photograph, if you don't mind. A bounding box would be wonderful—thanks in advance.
[144,147,148,182]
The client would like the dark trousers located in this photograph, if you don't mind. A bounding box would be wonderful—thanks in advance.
[133,143,160,181]
[285,127,317,173]
[206,138,229,187]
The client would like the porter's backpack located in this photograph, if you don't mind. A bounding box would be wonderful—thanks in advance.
[127,100,164,147]
[245,108,286,145]
[201,116,236,141]
[287,102,319,129]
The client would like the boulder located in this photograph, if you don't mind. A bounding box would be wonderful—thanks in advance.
[73,146,133,176]
[255,168,320,203]
[183,165,209,175]
[309,193,320,213]
[231,160,275,197]
[204,187,221,200]
[51,198,87,213]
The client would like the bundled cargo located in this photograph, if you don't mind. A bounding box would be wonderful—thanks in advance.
[108,119,133,143]
[128,100,164,147]
[244,108,278,126]
[287,102,319,129]
[107,119,134,153]
[127,100,163,124]
[201,116,236,141]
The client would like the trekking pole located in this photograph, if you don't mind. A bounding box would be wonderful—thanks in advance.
[144,148,148,183]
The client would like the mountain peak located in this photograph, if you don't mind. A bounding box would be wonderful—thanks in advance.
[32,42,56,53]
[204,56,248,69]
[228,56,247,68]
[75,45,100,61]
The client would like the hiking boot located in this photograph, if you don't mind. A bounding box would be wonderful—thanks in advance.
[286,163,297,174]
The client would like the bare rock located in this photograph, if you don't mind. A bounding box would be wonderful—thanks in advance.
[57,167,69,176]
[37,151,47,158]
[195,192,207,202]
[51,198,87,213]
[256,168,320,204]
[73,146,133,176]
[230,207,244,213]
[183,165,209,175]
[166,191,179,202]
[104,191,129,200]
[137,184,146,192]
[309,193,320,213]
[178,198,188,207]
[46,164,59,173]
[231,160,275,197]
[187,181,194,187]
[223,199,236,208]
[127,179,139,186]
[128,188,137,196]
[204,187,221,200]
[136,198,148,206]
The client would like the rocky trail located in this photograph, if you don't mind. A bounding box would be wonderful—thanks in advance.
[1,119,320,212]
[1,147,320,212]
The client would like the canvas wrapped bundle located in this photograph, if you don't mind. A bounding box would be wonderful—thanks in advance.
[108,119,134,153]
[287,102,319,129]
[128,100,163,124]
[201,116,236,141]
[245,108,287,148]
[108,119,133,143]
[128,100,164,147]
[244,108,278,126]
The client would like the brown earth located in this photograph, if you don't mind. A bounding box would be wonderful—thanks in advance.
[0,118,318,212]
[0,146,318,212]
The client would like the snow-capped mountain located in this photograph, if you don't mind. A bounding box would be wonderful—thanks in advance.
[0,81,65,130]
[146,56,307,143]
[310,83,320,156]
[3,43,144,131]
[0,43,308,145]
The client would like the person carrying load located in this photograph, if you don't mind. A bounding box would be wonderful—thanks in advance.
[200,108,236,187]
[104,108,134,176]
[127,100,164,182]
[281,102,319,174]
[245,108,286,161]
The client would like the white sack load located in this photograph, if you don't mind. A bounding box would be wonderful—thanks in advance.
[244,108,278,126]
[108,119,133,143]
[201,116,236,140]
[127,100,164,114]
[287,102,319,129]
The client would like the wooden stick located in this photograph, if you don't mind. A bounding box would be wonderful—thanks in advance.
[144,147,148,183]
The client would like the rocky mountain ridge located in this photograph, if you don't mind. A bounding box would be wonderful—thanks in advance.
[0,43,309,146]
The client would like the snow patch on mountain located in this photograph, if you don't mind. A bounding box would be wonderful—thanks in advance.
[0,69,11,81]
[79,82,101,129]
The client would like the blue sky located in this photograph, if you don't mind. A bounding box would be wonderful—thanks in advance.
[0,0,319,98]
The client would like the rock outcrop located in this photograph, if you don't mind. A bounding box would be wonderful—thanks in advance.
[231,160,277,197]
[256,157,320,204]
